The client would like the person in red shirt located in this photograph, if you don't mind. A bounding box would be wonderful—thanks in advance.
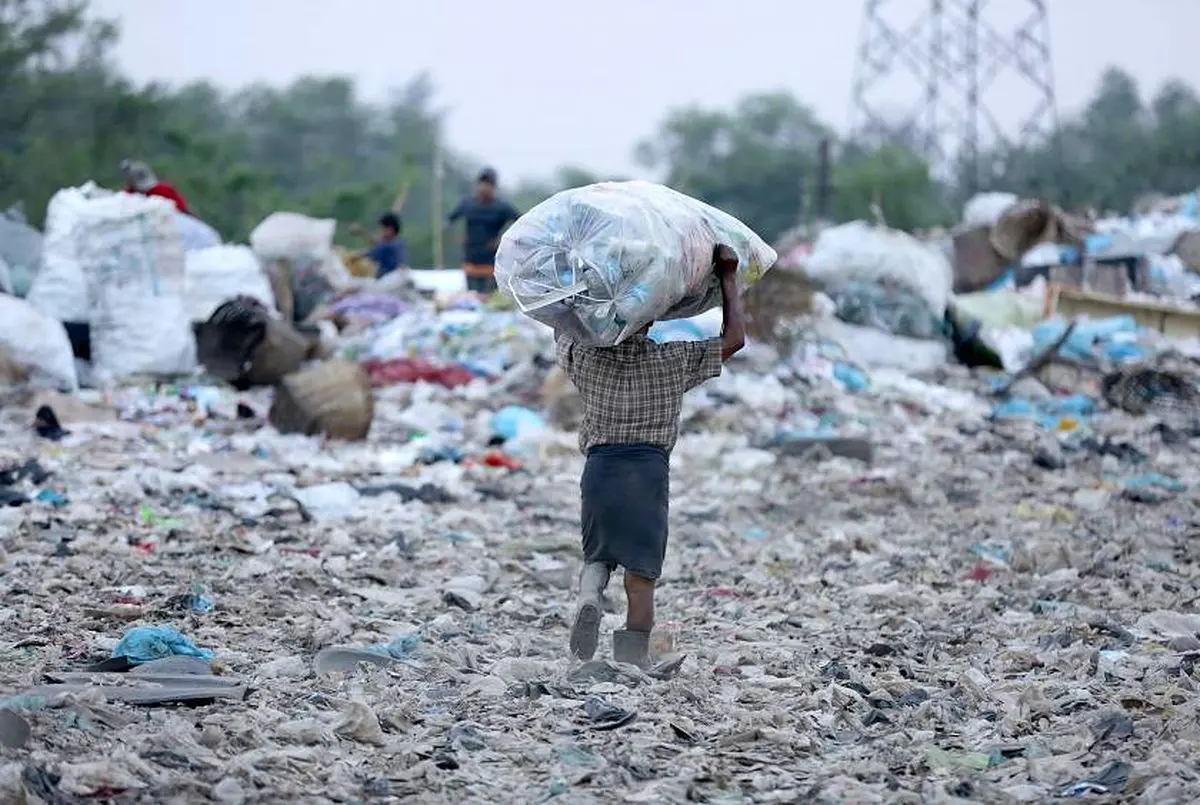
[120,159,191,215]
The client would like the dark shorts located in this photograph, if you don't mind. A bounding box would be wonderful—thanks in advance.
[464,264,497,294]
[581,444,670,580]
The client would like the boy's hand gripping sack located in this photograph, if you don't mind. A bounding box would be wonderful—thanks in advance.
[495,181,776,345]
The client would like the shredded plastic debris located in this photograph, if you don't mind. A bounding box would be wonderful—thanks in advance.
[6,188,1200,802]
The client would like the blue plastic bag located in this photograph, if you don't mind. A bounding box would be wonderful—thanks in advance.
[112,625,214,665]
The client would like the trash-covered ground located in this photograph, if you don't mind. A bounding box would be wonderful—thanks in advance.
[2,322,1199,804]
[4,184,1200,802]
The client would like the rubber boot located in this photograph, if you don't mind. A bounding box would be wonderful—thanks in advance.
[569,563,610,660]
[612,629,650,668]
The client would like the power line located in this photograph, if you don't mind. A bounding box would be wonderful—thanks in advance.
[850,0,1060,193]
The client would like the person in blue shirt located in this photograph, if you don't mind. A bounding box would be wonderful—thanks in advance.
[356,212,407,277]
[448,167,520,294]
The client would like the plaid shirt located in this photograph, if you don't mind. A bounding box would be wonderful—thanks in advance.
[556,333,724,453]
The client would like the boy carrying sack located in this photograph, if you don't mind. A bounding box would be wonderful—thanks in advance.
[556,245,747,667]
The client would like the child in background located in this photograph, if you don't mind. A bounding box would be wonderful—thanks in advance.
[353,212,407,278]
[555,245,747,666]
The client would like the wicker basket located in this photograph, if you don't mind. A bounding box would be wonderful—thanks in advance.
[269,359,374,441]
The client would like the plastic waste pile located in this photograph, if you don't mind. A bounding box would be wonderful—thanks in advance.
[13,184,285,388]
[344,308,554,389]
[495,181,776,345]
[803,220,954,346]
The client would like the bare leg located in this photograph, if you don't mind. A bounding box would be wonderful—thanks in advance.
[623,572,656,633]
[613,572,655,667]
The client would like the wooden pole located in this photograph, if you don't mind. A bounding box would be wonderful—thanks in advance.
[432,126,445,270]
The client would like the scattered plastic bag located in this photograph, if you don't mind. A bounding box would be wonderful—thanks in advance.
[495,180,776,346]
[0,295,78,390]
[490,406,545,441]
[184,245,277,322]
[806,221,953,317]
[112,625,215,665]
[79,194,196,382]
[27,183,111,322]
[1146,253,1200,299]
[1033,316,1146,364]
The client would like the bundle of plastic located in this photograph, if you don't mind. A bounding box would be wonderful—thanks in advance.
[495,181,776,345]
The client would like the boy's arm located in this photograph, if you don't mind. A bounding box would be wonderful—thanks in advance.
[666,245,747,391]
[715,245,746,362]
[554,331,574,373]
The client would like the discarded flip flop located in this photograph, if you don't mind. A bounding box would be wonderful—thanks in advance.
[313,647,401,676]
[128,656,214,676]
[648,653,686,681]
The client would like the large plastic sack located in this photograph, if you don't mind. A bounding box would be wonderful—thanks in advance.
[0,295,78,390]
[495,181,776,345]
[176,213,221,252]
[0,207,43,297]
[250,212,353,322]
[184,245,277,322]
[79,194,196,382]
[27,183,112,322]
[250,212,336,261]
[962,192,1019,228]
[805,221,953,317]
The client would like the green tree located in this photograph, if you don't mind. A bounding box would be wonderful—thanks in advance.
[833,144,952,231]
[636,91,832,240]
[984,67,1200,213]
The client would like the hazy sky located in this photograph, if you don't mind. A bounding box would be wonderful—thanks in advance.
[93,0,1200,183]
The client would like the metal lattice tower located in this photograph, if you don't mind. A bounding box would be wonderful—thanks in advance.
[850,0,1059,192]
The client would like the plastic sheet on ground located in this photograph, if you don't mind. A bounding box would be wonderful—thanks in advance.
[495,180,776,345]
[812,315,949,374]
